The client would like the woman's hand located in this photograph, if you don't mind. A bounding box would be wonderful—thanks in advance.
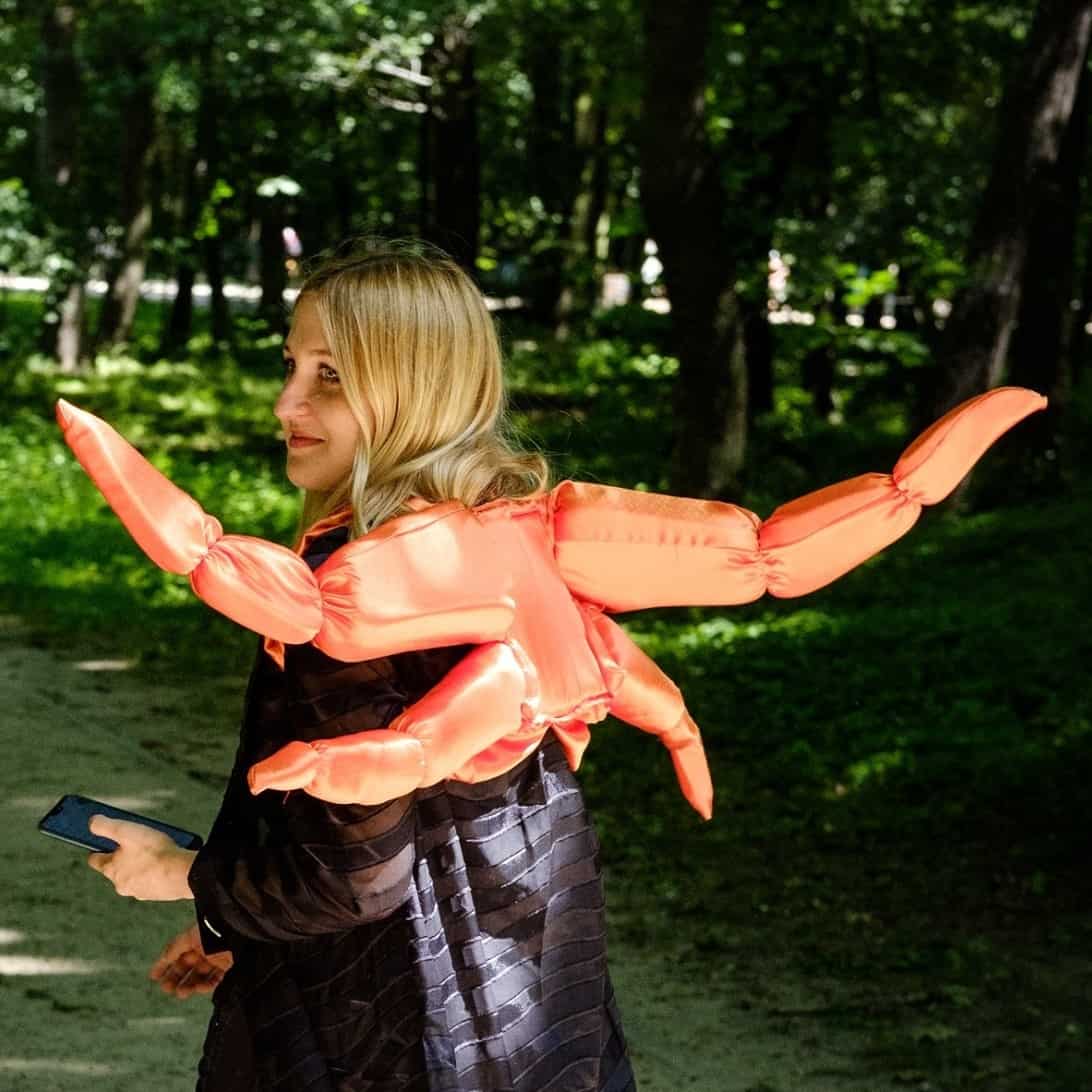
[86,815,197,901]
[149,922,233,999]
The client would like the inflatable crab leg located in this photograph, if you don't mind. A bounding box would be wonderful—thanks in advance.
[247,640,535,804]
[551,386,1048,611]
[582,607,713,820]
[55,399,323,642]
[55,399,515,658]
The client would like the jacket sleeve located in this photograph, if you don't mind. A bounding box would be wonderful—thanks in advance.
[187,783,416,954]
[185,637,467,954]
[185,517,470,955]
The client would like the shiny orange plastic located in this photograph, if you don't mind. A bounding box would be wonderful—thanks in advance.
[55,386,1046,820]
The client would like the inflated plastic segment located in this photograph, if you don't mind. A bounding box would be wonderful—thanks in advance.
[55,399,324,643]
[550,386,1049,611]
[55,386,1046,819]
[54,399,515,657]
[248,640,533,805]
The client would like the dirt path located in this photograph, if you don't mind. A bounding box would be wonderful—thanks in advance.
[0,615,893,1092]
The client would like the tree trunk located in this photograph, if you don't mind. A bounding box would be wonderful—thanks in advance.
[742,291,774,416]
[162,260,195,357]
[55,281,87,372]
[203,227,231,345]
[36,2,88,371]
[161,152,197,358]
[522,11,572,324]
[421,15,481,277]
[1011,63,1088,398]
[557,84,610,337]
[257,205,288,329]
[604,185,643,282]
[327,90,355,243]
[802,333,836,419]
[1003,58,1089,491]
[200,46,231,346]
[418,87,433,239]
[928,0,1092,424]
[161,45,217,355]
[585,96,611,297]
[93,47,156,352]
[722,5,841,425]
[1068,229,1092,389]
[162,39,235,350]
[639,0,746,497]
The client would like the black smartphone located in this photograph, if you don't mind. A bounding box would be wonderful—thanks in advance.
[38,794,204,854]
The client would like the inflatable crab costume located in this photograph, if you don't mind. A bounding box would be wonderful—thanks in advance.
[55,387,1045,820]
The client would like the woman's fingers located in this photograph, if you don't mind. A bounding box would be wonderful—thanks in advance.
[86,850,111,874]
[153,957,190,992]
[149,946,188,981]
[149,926,231,998]
[149,929,197,980]
[158,960,210,995]
[173,964,220,999]
[169,965,199,998]
[155,955,223,997]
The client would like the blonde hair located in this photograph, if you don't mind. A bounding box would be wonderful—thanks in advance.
[287,236,551,545]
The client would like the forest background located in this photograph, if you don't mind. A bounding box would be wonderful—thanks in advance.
[0,1,1090,1090]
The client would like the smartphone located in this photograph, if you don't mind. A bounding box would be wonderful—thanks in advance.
[38,794,204,854]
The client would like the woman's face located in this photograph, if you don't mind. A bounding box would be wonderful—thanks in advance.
[274,294,362,491]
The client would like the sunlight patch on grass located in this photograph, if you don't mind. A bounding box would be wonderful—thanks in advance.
[126,1016,188,1029]
[0,1057,124,1075]
[9,795,81,811]
[80,790,180,812]
[0,955,110,975]
[631,606,840,658]
[9,789,177,812]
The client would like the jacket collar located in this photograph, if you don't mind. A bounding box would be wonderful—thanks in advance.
[294,496,433,556]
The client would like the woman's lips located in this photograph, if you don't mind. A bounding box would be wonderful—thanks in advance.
[289,436,324,448]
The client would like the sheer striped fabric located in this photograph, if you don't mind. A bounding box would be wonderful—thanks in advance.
[190,525,636,1091]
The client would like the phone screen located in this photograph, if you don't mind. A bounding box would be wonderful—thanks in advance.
[38,794,204,853]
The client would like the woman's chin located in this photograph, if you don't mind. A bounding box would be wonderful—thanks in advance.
[285,467,316,490]
[286,467,340,493]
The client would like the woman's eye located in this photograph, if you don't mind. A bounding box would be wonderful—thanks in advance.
[280,358,338,385]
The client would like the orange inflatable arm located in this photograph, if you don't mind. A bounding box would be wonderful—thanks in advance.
[549,387,1046,611]
[55,400,515,661]
[56,387,1046,820]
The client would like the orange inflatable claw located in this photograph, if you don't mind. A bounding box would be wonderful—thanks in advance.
[55,399,323,643]
[56,387,1046,819]
[247,733,428,806]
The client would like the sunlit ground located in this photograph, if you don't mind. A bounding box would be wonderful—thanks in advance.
[0,954,107,974]
[0,1058,123,1076]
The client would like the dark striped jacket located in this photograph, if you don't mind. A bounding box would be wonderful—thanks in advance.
[187,524,635,1092]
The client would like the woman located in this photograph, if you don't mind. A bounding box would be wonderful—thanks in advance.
[86,239,637,1091]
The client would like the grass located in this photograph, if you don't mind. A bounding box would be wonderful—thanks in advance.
[3,291,1090,1089]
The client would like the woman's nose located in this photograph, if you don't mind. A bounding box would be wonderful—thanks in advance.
[274,377,311,422]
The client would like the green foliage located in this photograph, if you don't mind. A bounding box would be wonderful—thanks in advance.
[0,298,298,676]
[0,179,46,272]
[838,262,898,310]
